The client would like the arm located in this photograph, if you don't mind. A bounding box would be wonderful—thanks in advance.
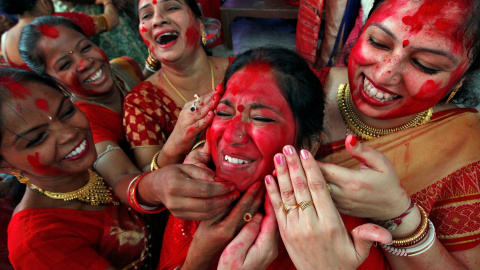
[95,0,119,30]
[319,135,480,269]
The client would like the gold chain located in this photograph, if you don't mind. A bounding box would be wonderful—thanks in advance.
[16,170,119,206]
[162,59,214,103]
[338,84,433,140]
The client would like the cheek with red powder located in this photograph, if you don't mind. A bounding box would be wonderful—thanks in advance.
[35,99,49,112]
[28,152,66,175]
[94,48,109,63]
[67,73,99,95]
[35,25,59,39]
[185,12,201,49]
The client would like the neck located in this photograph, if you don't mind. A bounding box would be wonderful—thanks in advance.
[26,170,90,193]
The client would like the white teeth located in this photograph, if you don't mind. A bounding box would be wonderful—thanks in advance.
[64,140,87,159]
[85,68,103,83]
[224,155,251,165]
[363,77,399,102]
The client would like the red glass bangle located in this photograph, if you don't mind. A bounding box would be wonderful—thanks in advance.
[127,171,165,214]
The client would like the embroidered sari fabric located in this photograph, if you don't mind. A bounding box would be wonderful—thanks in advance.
[321,109,480,252]
[76,56,143,145]
[8,203,149,269]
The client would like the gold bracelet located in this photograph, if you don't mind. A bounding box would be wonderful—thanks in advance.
[146,50,160,71]
[192,140,206,150]
[150,150,161,171]
[92,14,109,33]
[391,203,429,247]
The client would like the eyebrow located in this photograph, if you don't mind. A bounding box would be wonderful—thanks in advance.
[139,0,182,11]
[219,100,282,114]
[54,37,89,68]
[371,22,457,64]
[13,96,69,144]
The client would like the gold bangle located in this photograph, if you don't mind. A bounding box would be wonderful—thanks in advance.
[391,203,429,247]
[150,150,161,171]
[146,50,160,71]
[92,14,109,33]
[192,140,206,150]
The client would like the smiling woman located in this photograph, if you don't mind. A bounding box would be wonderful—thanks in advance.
[0,69,151,269]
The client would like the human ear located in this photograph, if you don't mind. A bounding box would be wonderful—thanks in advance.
[300,137,321,157]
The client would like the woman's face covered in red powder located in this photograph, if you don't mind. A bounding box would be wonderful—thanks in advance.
[137,0,203,63]
[39,25,114,99]
[348,0,471,120]
[208,64,296,192]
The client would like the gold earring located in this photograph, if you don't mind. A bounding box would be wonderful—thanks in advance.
[445,78,465,104]
[11,172,30,184]
[201,30,206,46]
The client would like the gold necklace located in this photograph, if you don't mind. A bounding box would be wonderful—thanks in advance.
[162,59,214,102]
[13,170,119,206]
[338,84,433,140]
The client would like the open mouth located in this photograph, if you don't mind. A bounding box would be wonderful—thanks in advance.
[224,154,251,165]
[63,139,87,159]
[156,32,179,45]
[363,77,400,102]
[85,68,103,83]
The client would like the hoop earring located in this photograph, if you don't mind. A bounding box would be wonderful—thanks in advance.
[201,30,206,46]
[445,78,465,104]
[11,172,30,184]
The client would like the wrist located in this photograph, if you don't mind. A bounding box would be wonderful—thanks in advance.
[130,172,165,213]
[371,199,415,232]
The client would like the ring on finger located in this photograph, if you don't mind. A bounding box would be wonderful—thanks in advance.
[326,182,333,195]
[243,212,253,222]
[190,102,198,112]
[283,203,299,214]
[299,200,314,210]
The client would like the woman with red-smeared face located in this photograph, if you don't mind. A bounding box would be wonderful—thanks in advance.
[209,64,296,192]
[313,0,480,269]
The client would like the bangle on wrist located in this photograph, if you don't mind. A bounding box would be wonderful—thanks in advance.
[381,219,436,256]
[151,150,161,171]
[371,199,415,232]
[192,140,206,150]
[145,50,160,72]
[390,203,429,247]
[127,172,165,214]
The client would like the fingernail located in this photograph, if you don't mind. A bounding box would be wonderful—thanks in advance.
[232,191,240,200]
[284,145,293,156]
[350,136,357,147]
[253,214,263,223]
[275,154,284,165]
[229,184,236,191]
[300,149,309,160]
[265,175,273,184]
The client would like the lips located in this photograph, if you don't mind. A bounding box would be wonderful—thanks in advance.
[156,31,179,45]
[63,139,88,160]
[363,77,400,102]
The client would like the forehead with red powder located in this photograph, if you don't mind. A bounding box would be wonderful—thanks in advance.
[35,25,59,39]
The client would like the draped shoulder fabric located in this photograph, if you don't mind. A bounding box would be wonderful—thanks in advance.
[321,109,480,252]
[75,57,143,145]
[8,204,149,269]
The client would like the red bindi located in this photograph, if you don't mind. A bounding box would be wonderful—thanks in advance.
[402,40,409,47]
[237,105,244,112]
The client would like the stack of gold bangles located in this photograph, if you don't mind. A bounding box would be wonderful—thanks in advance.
[380,204,436,256]
[283,200,314,214]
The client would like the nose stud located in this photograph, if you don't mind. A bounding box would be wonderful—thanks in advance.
[48,116,54,122]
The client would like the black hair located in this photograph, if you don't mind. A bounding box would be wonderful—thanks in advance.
[0,0,36,15]
[18,16,84,76]
[224,47,325,148]
[135,0,203,21]
[0,68,63,202]
[368,0,480,108]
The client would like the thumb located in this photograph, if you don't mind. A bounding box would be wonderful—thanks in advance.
[345,135,390,172]
[351,223,392,261]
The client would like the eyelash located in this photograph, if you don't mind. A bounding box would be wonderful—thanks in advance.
[59,44,92,71]
[368,37,439,75]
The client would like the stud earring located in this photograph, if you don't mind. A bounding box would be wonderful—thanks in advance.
[201,30,206,46]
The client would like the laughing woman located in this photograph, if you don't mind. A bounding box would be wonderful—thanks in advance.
[315,0,480,268]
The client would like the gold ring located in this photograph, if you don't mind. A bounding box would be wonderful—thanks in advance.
[283,203,299,214]
[243,212,253,222]
[298,200,314,210]
[326,182,333,194]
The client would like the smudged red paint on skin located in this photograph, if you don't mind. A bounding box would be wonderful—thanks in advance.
[237,105,244,112]
[416,80,442,99]
[373,225,379,229]
[140,26,147,33]
[94,48,108,63]
[27,152,66,175]
[152,0,156,4]
[186,126,196,136]
[35,98,49,112]
[35,25,59,39]
[78,59,86,71]
[185,12,200,49]
[16,103,23,113]
[4,81,31,99]
[402,40,409,47]
[67,73,99,96]
[144,39,151,48]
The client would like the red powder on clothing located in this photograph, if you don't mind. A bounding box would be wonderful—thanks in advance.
[35,98,49,112]
[35,25,59,39]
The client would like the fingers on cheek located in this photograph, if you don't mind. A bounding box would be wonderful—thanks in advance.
[274,154,286,172]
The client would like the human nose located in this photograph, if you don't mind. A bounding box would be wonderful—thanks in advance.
[223,116,249,145]
[76,57,93,73]
[372,55,404,85]
[152,11,168,27]
[53,123,77,145]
